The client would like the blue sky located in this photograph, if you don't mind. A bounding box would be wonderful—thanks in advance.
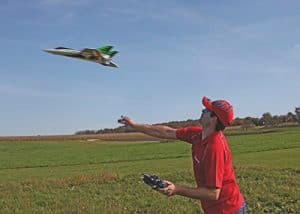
[0,0,299,136]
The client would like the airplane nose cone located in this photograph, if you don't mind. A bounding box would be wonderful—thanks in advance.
[43,49,52,53]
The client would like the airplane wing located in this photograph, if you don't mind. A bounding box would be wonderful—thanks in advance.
[55,47,73,50]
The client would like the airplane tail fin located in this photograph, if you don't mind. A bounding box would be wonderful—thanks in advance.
[107,51,118,57]
[97,45,113,54]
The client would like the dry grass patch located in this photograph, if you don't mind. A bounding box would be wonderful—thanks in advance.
[0,132,160,142]
[54,171,119,188]
[41,171,119,189]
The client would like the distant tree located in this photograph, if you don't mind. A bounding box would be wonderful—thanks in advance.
[251,117,260,126]
[287,112,296,122]
[260,112,273,126]
[272,115,280,127]
[241,117,254,130]
[296,108,300,122]
[231,117,243,126]
[75,130,96,135]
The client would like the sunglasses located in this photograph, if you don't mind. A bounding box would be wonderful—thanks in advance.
[202,109,211,114]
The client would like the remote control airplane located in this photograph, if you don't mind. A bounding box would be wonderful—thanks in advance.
[44,45,118,67]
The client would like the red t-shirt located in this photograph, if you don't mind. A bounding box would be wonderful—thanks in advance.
[176,126,244,214]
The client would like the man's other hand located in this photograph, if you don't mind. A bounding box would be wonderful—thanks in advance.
[118,115,136,127]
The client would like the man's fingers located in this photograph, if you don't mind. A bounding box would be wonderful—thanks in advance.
[163,180,172,185]
[118,115,128,124]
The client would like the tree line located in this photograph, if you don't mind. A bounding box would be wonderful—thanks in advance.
[75,112,299,135]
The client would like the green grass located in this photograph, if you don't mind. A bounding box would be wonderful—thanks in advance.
[0,126,299,213]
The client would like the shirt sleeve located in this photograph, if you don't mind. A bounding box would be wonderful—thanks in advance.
[176,126,202,144]
[203,140,225,188]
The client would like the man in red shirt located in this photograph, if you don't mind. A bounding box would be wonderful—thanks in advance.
[119,96,246,214]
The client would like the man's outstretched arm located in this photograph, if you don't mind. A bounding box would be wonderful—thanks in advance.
[160,181,221,200]
[118,115,177,139]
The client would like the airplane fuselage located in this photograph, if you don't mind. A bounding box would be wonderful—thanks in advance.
[44,48,80,56]
[43,48,118,67]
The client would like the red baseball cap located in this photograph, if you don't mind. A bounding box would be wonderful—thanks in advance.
[202,96,234,126]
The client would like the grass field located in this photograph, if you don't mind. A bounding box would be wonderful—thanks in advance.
[0,126,299,213]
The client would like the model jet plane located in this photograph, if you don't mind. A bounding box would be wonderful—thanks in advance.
[44,45,118,67]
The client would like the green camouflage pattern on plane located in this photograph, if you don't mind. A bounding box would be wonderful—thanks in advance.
[97,45,118,57]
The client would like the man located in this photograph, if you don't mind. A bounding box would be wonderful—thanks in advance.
[118,96,246,214]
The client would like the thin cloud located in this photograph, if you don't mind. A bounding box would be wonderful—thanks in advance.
[40,0,92,6]
[294,44,300,49]
[0,84,67,98]
[0,84,132,102]
[231,15,300,40]
[101,2,210,25]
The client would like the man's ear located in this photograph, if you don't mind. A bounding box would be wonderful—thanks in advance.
[211,114,218,123]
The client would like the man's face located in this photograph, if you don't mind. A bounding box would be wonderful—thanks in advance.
[199,109,214,127]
